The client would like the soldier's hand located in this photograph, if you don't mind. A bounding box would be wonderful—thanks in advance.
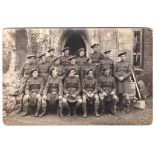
[25,94,30,99]
[36,94,41,99]
[111,91,115,95]
[43,95,47,100]
[103,92,107,96]
[72,94,76,98]
[119,77,124,81]
[59,95,63,100]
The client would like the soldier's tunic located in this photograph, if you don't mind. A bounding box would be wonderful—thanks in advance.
[42,76,63,108]
[18,62,38,94]
[46,55,55,65]
[63,75,82,106]
[77,56,87,66]
[61,56,70,66]
[81,63,98,79]
[82,76,99,108]
[91,52,104,64]
[24,76,44,107]
[99,57,114,76]
[114,60,132,94]
[38,61,50,84]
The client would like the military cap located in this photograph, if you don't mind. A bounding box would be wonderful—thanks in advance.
[91,43,99,48]
[78,48,85,53]
[104,50,111,54]
[62,47,69,52]
[47,47,55,52]
[68,55,76,60]
[37,53,46,58]
[86,69,93,74]
[118,51,127,57]
[54,56,61,62]
[103,66,111,71]
[27,54,36,58]
[86,57,93,61]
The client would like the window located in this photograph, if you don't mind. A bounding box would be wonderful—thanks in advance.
[133,30,143,67]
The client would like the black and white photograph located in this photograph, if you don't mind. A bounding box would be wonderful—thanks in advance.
[3,27,153,125]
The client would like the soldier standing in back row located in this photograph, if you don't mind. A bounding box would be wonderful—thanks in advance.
[46,47,56,65]
[61,47,70,66]
[37,53,50,85]
[114,51,132,114]
[76,48,87,66]
[99,50,114,76]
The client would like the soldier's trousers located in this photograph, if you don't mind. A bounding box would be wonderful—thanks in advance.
[62,95,83,109]
[23,93,42,112]
[99,92,118,109]
[42,93,63,109]
[82,93,100,111]
[118,93,131,108]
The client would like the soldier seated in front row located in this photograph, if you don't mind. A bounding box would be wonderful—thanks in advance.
[98,67,118,115]
[63,68,82,116]
[41,68,63,117]
[82,69,100,118]
[21,69,44,117]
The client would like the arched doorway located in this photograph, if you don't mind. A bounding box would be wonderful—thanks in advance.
[59,29,91,57]
[64,33,86,56]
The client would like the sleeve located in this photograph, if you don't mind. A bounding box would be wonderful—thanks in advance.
[19,64,25,78]
[75,78,81,95]
[38,78,44,95]
[63,78,69,94]
[114,64,119,79]
[98,77,104,93]
[25,79,30,95]
[123,64,132,79]
[43,79,49,95]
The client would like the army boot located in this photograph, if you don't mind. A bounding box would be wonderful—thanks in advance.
[21,107,29,117]
[94,107,100,117]
[111,103,117,115]
[126,104,130,114]
[59,108,64,117]
[83,108,88,118]
[73,108,77,117]
[39,107,46,117]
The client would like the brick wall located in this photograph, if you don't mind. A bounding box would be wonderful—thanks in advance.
[142,28,153,94]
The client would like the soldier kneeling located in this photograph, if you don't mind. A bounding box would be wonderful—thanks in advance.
[82,69,100,117]
[21,68,44,117]
[98,67,118,115]
[41,68,63,117]
[63,68,82,116]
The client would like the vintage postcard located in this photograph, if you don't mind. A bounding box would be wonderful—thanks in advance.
[2,27,153,125]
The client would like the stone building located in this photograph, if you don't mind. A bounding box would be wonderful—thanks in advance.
[3,28,152,111]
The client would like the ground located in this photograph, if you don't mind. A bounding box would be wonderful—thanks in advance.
[3,97,153,125]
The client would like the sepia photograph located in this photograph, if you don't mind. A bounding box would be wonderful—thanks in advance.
[2,27,153,125]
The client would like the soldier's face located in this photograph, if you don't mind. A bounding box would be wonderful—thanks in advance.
[64,50,69,56]
[88,71,93,77]
[71,58,76,64]
[79,51,85,56]
[28,57,35,63]
[52,70,58,77]
[55,59,60,65]
[69,70,75,76]
[105,52,110,58]
[32,71,38,77]
[105,69,110,75]
[120,54,126,61]
[41,55,46,62]
[93,46,98,52]
[49,51,54,56]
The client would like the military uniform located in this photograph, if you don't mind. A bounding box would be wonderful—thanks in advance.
[16,54,38,113]
[98,70,118,115]
[22,73,44,117]
[38,53,50,84]
[77,56,87,66]
[114,51,132,113]
[61,47,70,66]
[63,73,82,116]
[41,76,63,117]
[46,47,56,65]
[82,75,100,117]
[91,52,104,64]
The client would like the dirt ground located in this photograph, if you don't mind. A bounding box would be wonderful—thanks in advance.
[3,97,153,125]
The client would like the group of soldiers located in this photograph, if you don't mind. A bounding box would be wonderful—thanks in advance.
[16,43,133,118]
